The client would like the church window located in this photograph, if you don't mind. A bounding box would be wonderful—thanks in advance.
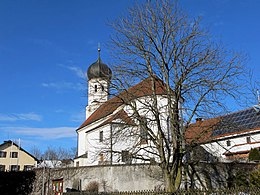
[99,131,103,142]
[94,85,98,92]
[150,158,156,164]
[140,117,148,143]
[122,150,131,163]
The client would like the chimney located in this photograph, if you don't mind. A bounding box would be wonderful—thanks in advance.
[196,118,203,123]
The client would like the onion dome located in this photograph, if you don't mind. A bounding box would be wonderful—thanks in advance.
[87,48,112,80]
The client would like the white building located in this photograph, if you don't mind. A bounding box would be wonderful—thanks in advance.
[186,107,260,162]
[74,51,171,167]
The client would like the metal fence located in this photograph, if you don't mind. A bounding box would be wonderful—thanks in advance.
[64,187,260,195]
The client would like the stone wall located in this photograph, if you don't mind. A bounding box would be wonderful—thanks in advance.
[31,164,163,195]
[31,162,259,195]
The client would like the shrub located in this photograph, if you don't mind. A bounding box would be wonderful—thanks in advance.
[85,181,99,192]
[248,148,260,161]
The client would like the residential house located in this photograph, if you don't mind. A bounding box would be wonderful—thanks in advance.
[0,140,38,171]
[186,107,260,162]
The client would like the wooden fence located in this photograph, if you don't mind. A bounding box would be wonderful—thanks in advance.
[64,187,260,195]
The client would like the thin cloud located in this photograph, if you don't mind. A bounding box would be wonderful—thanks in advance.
[70,112,85,123]
[1,126,76,139]
[58,64,85,79]
[0,113,42,122]
[42,81,84,91]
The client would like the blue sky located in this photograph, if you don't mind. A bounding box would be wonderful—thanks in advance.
[0,0,260,153]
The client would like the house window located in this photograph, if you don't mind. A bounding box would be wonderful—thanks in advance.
[76,162,79,167]
[226,140,231,147]
[10,165,20,171]
[122,150,131,163]
[0,165,5,171]
[94,84,98,92]
[10,152,18,158]
[0,151,7,158]
[24,165,33,171]
[140,117,148,143]
[246,137,251,143]
[99,131,103,142]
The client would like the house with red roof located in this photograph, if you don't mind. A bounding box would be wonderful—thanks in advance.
[186,107,260,162]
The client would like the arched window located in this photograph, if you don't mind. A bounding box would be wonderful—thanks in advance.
[94,84,97,92]
[99,131,103,142]
[101,84,104,91]
[140,117,148,144]
[167,116,173,143]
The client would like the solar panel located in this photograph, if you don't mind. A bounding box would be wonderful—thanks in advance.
[211,107,260,137]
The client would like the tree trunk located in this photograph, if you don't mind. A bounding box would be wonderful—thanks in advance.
[164,161,182,192]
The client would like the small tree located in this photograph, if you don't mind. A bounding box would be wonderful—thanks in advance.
[85,181,99,192]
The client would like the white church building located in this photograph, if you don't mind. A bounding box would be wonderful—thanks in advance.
[74,51,172,167]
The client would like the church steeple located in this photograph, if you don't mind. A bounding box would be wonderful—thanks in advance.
[98,43,101,59]
[87,47,112,81]
[85,48,112,119]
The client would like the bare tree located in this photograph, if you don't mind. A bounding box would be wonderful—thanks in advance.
[30,146,42,160]
[101,0,247,192]
[41,147,75,168]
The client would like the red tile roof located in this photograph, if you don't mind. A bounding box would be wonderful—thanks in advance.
[185,118,220,144]
[77,77,167,130]
[85,109,137,133]
[186,107,260,144]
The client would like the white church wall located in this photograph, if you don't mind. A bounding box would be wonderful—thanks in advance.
[77,128,87,157]
[85,124,112,165]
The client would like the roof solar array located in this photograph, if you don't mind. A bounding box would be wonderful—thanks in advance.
[212,107,260,137]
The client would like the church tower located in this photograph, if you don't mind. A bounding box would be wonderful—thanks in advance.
[85,48,112,119]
